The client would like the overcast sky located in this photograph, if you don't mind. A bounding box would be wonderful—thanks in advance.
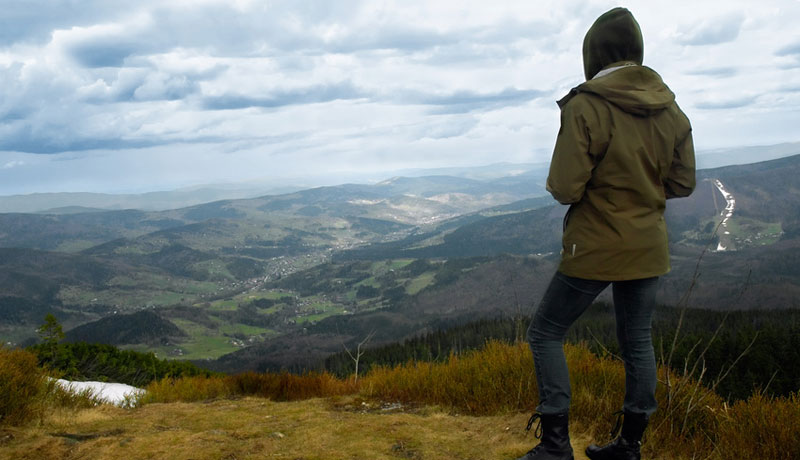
[1,0,799,195]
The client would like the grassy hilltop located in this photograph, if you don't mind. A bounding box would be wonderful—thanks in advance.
[2,341,797,460]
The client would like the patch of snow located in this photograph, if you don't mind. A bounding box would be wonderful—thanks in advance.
[55,379,145,406]
[712,179,736,252]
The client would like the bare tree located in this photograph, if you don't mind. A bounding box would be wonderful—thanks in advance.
[343,330,376,383]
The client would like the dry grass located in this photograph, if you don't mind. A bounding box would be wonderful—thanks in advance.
[0,397,594,460]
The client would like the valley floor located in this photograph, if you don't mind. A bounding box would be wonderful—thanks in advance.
[0,397,595,460]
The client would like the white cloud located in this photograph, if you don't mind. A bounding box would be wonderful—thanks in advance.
[0,0,798,193]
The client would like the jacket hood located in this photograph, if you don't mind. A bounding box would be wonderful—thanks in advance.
[583,8,643,81]
[574,64,676,116]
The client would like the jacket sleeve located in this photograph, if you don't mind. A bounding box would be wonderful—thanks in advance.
[664,120,696,199]
[546,99,598,204]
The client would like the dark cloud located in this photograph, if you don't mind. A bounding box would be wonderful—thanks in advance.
[0,0,124,45]
[201,82,365,110]
[776,42,800,56]
[0,127,162,154]
[0,108,33,123]
[132,75,199,102]
[411,87,547,114]
[68,40,144,68]
[0,122,231,154]
[686,67,738,78]
[678,14,744,46]
[76,68,209,104]
[776,41,800,68]
[695,95,757,110]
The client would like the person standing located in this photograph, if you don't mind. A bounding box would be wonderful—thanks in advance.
[516,7,695,460]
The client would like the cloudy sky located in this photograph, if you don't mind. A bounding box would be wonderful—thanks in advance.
[1,0,799,195]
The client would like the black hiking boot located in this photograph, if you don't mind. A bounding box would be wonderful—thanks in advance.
[585,411,648,460]
[515,412,574,460]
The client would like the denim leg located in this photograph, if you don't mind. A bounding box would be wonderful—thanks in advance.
[612,277,659,416]
[527,272,609,414]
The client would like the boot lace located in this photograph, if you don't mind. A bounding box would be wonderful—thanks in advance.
[525,412,543,439]
[609,410,624,438]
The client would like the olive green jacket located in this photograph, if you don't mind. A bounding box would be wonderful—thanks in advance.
[547,63,695,280]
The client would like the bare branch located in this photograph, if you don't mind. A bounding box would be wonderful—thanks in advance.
[587,326,622,362]
[709,331,759,394]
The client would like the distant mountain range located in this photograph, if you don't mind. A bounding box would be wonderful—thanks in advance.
[1,141,797,214]
[0,162,549,214]
[0,170,550,253]
[694,141,800,170]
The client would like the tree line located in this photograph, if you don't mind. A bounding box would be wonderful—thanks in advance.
[323,305,800,401]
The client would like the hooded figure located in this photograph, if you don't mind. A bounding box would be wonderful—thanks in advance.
[547,7,695,281]
[518,8,695,460]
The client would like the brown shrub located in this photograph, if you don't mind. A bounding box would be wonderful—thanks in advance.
[361,340,536,415]
[142,371,357,404]
[715,392,800,460]
[230,371,356,401]
[140,375,234,404]
[0,347,49,426]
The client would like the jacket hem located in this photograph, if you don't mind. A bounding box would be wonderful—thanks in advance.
[557,266,669,282]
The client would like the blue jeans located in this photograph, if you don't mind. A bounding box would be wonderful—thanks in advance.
[526,271,659,416]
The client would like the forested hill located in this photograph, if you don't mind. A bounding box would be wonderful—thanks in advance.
[699,153,800,235]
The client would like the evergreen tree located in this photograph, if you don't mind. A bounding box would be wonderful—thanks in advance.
[36,313,64,361]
